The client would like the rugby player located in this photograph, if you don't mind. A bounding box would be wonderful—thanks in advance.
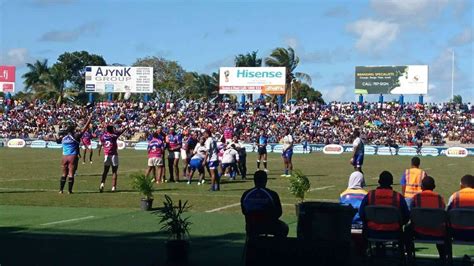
[99,123,129,192]
[280,129,294,177]
[81,124,94,164]
[256,129,268,172]
[146,131,165,183]
[166,127,182,182]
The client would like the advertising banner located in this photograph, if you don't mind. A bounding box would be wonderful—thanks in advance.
[85,66,153,93]
[421,147,439,157]
[0,66,15,92]
[323,144,344,155]
[47,141,63,149]
[117,140,126,150]
[377,147,397,155]
[134,141,148,151]
[293,145,304,154]
[445,147,468,158]
[364,146,377,155]
[7,138,25,148]
[398,147,418,156]
[219,67,286,94]
[355,65,428,95]
[242,144,254,153]
[30,140,47,148]
[272,144,283,153]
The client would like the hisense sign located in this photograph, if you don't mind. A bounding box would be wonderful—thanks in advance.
[219,67,286,94]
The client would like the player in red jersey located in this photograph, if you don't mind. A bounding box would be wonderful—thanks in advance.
[99,124,128,192]
[223,122,234,144]
[146,132,165,183]
[166,127,182,182]
[81,124,94,164]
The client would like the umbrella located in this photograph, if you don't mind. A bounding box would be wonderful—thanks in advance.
[288,99,297,104]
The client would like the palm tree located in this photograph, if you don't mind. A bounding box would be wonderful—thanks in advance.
[22,59,50,93]
[234,51,262,67]
[265,47,312,101]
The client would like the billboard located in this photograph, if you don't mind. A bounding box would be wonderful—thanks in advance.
[355,65,428,95]
[85,66,153,93]
[0,66,15,92]
[219,67,286,94]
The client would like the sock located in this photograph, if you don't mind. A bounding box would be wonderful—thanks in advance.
[285,169,288,175]
[263,161,267,169]
[60,176,66,191]
[112,177,117,187]
[257,160,260,169]
[67,176,74,193]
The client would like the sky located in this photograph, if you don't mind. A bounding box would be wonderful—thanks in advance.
[0,0,473,102]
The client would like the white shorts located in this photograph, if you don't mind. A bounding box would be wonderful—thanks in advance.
[104,155,119,167]
[168,151,180,159]
[148,157,164,167]
[181,150,190,160]
[82,144,92,150]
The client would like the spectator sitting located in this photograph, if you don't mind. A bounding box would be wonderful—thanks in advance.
[340,171,367,229]
[447,174,474,241]
[406,176,448,262]
[241,170,288,237]
[359,171,410,238]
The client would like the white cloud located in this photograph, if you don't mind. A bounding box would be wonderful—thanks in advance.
[370,0,449,25]
[284,37,298,49]
[0,48,33,67]
[320,85,352,102]
[450,27,473,46]
[347,19,399,54]
[39,22,99,42]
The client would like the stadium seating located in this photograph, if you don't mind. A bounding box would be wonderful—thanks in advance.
[363,205,406,266]
[408,208,449,263]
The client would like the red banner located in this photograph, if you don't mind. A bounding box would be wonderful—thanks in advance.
[0,66,16,92]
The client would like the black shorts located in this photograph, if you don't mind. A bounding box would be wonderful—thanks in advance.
[257,146,267,155]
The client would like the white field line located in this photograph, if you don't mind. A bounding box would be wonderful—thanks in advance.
[0,187,338,202]
[205,203,241,213]
[309,185,335,192]
[446,164,457,166]
[40,216,95,226]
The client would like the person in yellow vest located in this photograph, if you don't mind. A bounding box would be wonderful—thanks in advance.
[400,157,427,208]
[406,176,448,262]
[447,174,474,241]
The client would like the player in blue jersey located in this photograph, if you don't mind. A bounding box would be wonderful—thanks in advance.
[54,114,93,194]
[255,129,268,172]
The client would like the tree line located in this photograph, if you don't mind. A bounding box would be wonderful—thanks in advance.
[16,48,325,104]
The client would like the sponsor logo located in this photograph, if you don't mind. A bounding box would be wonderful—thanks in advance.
[236,69,283,78]
[293,145,304,154]
[7,138,26,148]
[421,148,439,157]
[273,144,283,153]
[117,140,126,150]
[242,144,254,153]
[398,147,417,156]
[47,141,63,149]
[30,140,47,148]
[134,141,148,151]
[86,84,95,88]
[377,147,397,155]
[310,145,325,152]
[364,146,376,155]
[344,146,353,153]
[445,147,468,158]
[323,144,343,155]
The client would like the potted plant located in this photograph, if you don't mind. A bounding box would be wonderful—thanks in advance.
[288,169,311,216]
[155,195,192,265]
[130,172,154,211]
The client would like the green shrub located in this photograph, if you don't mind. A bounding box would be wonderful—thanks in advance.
[288,169,311,202]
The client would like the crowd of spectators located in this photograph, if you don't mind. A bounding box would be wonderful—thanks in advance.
[1,99,472,145]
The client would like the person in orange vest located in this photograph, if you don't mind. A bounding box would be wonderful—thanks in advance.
[400,157,427,208]
[359,171,410,238]
[447,174,474,241]
[405,176,448,262]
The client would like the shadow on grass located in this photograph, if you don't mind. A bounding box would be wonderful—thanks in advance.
[0,227,246,266]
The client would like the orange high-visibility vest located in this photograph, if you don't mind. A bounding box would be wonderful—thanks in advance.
[412,190,446,237]
[449,188,474,230]
[404,168,426,199]
[367,189,401,231]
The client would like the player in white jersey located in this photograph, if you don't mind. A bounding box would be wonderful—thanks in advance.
[280,129,294,177]
[221,144,239,180]
[187,136,207,185]
[204,130,220,191]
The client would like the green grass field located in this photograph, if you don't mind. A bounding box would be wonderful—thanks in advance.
[0,149,472,265]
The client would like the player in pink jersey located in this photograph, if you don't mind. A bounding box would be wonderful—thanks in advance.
[99,124,128,192]
[81,124,94,164]
[223,122,234,144]
[146,132,165,183]
[166,127,182,182]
